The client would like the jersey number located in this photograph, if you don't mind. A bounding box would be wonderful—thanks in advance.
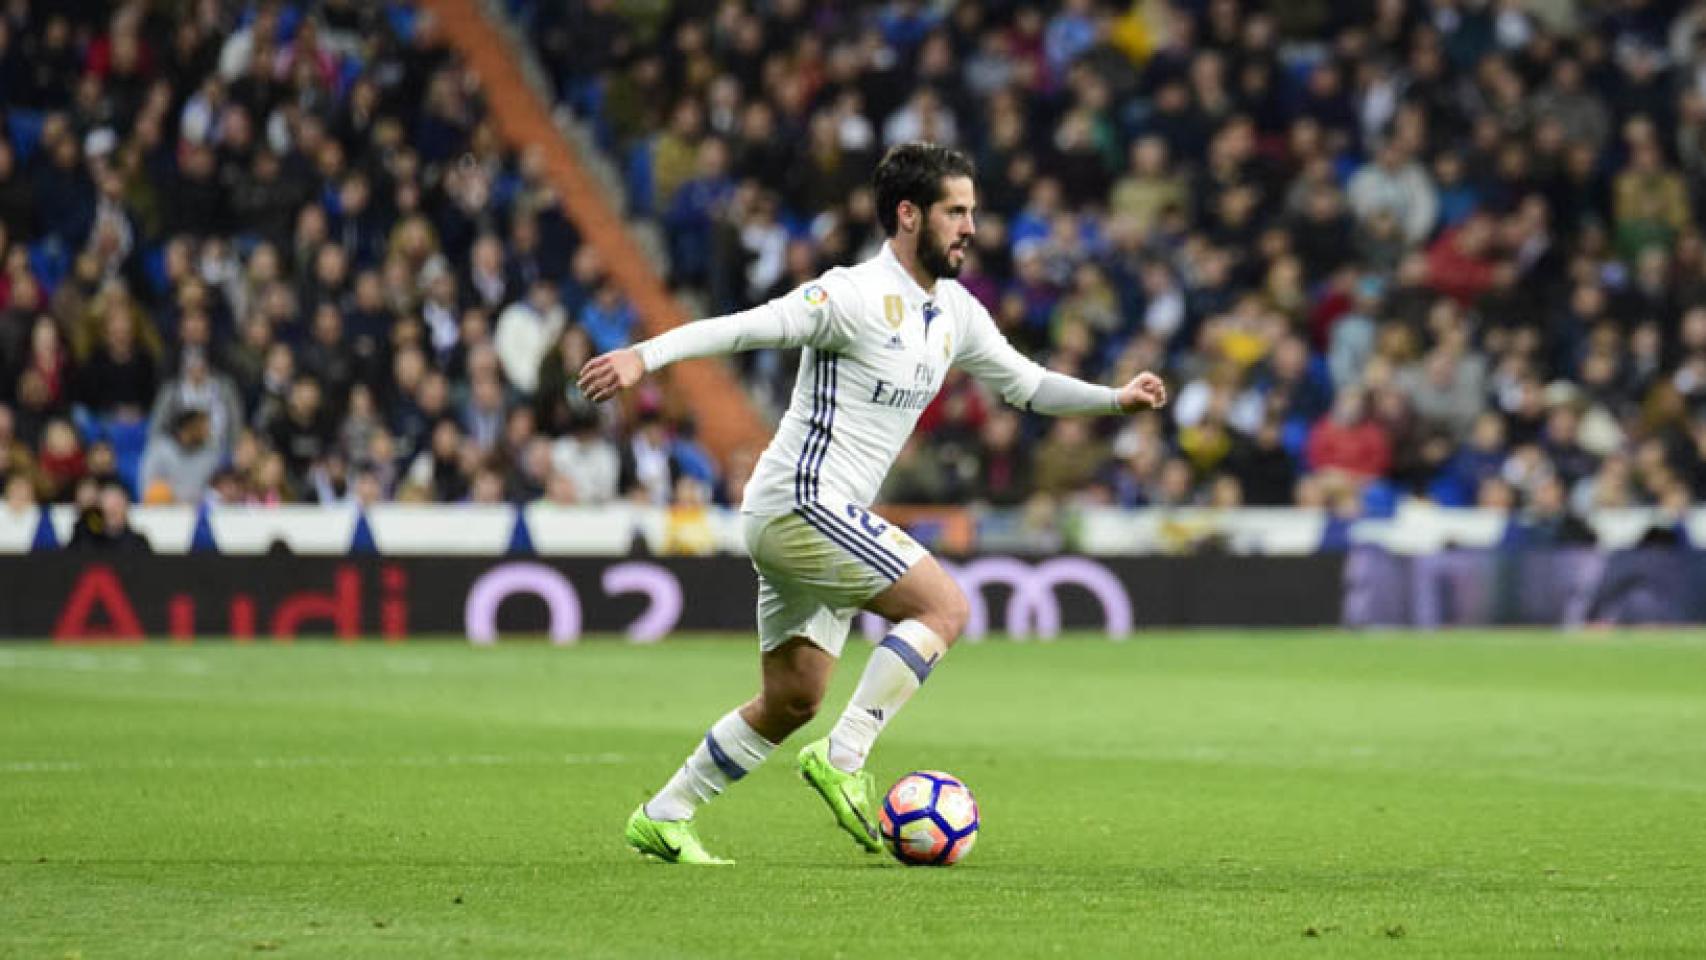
[845,503,889,538]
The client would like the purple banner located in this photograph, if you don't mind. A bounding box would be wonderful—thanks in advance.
[1343,547,1706,627]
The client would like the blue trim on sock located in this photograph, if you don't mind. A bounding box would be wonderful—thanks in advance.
[703,732,747,781]
[879,634,935,684]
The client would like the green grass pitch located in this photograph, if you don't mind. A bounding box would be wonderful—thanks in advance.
[4,631,1705,958]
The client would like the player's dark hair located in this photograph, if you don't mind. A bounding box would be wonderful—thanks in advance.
[872,142,976,236]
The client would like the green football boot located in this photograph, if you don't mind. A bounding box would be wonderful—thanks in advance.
[624,805,733,865]
[797,738,883,853]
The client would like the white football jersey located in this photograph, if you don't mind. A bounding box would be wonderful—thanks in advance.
[733,243,1045,516]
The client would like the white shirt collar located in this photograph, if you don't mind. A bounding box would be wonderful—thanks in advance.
[876,240,937,300]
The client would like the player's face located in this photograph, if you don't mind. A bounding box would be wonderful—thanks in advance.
[919,175,976,280]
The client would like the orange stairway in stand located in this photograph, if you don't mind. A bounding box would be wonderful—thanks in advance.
[418,0,769,463]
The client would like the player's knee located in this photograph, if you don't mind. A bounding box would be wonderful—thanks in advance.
[929,585,970,646]
[769,692,820,731]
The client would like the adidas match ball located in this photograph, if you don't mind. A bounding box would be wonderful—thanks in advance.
[878,770,979,866]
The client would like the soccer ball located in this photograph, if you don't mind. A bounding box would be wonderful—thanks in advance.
[878,770,979,866]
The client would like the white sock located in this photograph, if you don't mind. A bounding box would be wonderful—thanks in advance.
[644,709,776,821]
[827,620,946,773]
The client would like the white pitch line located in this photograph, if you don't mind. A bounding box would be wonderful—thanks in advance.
[0,753,627,774]
[0,650,211,675]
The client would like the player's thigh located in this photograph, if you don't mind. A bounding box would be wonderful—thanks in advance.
[865,554,969,643]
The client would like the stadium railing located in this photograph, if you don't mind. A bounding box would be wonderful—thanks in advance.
[1,503,1694,556]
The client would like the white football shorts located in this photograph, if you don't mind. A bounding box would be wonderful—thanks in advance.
[741,492,928,656]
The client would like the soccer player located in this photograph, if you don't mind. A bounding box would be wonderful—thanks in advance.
[580,143,1168,864]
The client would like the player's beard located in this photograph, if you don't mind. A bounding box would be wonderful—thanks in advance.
[918,219,963,280]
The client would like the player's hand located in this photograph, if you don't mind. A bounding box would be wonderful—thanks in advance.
[1117,371,1168,412]
[578,348,645,403]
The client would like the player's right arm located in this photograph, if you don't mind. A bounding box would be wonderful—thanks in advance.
[578,274,862,403]
[954,295,1167,415]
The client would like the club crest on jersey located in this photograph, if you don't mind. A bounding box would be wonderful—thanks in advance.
[883,294,904,329]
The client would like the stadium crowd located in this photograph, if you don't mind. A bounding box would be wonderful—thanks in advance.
[7,0,1706,547]
[524,0,1706,541]
[0,0,725,525]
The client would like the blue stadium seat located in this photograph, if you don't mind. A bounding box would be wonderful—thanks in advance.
[274,5,303,42]
[624,140,655,218]
[492,170,523,211]
[1281,417,1311,460]
[1361,480,1399,519]
[28,239,67,294]
[142,244,171,299]
[6,110,45,163]
[1428,474,1472,508]
[335,57,364,97]
[101,418,151,498]
[384,4,420,43]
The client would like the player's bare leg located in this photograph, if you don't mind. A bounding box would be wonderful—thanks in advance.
[740,637,835,742]
[799,556,969,851]
[627,638,831,863]
[830,555,968,772]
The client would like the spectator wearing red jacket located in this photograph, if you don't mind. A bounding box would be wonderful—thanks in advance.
[1425,213,1499,306]
[1307,387,1392,482]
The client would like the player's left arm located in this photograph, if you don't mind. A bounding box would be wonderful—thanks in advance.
[953,297,1167,415]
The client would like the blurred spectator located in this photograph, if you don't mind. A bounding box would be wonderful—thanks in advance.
[1503,474,1599,548]
[4,471,36,520]
[664,139,734,288]
[662,476,717,555]
[140,409,218,504]
[1425,214,1499,306]
[1400,346,1489,440]
[535,326,599,437]
[67,481,150,552]
[76,299,158,420]
[1347,139,1437,247]
[265,376,333,490]
[241,449,286,505]
[461,371,507,453]
[406,418,471,503]
[495,279,566,393]
[620,407,677,505]
[1033,418,1108,497]
[1225,416,1297,507]
[36,419,85,503]
[579,281,637,356]
[299,305,356,404]
[1307,389,1392,483]
[883,435,950,504]
[552,412,620,506]
[1614,134,1689,260]
[149,346,241,456]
